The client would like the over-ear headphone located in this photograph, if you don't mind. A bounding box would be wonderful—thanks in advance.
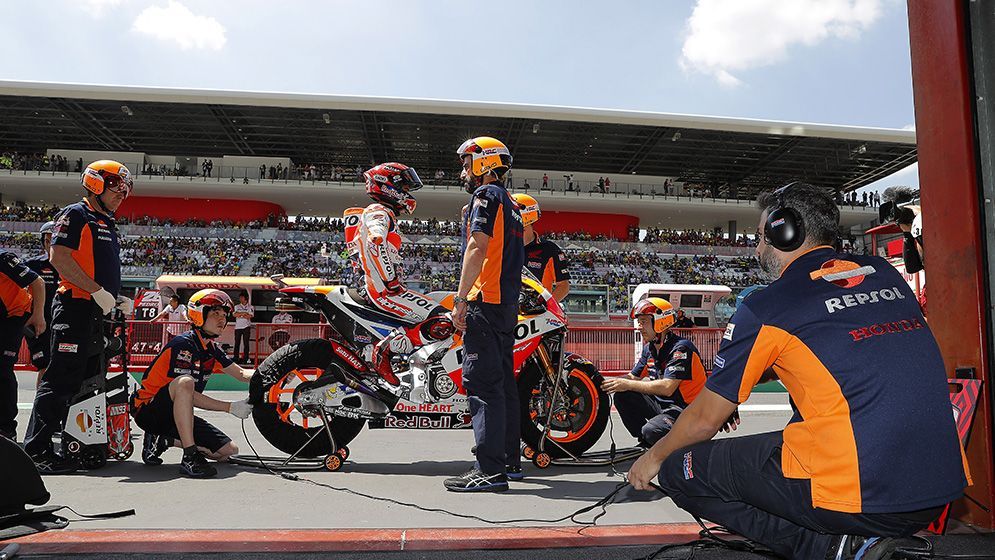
[763,182,806,252]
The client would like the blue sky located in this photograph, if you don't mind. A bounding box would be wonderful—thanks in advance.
[2,0,918,192]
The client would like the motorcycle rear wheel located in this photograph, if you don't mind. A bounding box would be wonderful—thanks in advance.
[518,359,609,459]
[251,339,366,457]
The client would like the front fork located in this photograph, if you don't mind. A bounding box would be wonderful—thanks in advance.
[531,334,576,458]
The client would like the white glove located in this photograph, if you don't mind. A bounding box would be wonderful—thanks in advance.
[229,399,253,419]
[91,288,116,315]
[115,295,135,315]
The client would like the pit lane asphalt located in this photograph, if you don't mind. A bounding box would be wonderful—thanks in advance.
[12,371,793,532]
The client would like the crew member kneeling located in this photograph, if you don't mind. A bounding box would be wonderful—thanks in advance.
[131,289,252,478]
[628,182,968,560]
[603,297,710,448]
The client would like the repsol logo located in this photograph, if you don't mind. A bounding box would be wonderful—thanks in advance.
[515,319,541,341]
[825,287,905,314]
[398,291,435,311]
[850,318,925,341]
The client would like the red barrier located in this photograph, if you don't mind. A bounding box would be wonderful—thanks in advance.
[564,326,723,375]
[17,322,723,376]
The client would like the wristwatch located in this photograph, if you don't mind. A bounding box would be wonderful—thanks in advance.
[453,295,469,305]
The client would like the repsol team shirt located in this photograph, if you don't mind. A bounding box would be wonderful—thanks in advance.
[0,252,38,318]
[707,246,967,514]
[131,330,234,409]
[462,182,524,305]
[523,236,570,292]
[644,332,707,408]
[52,199,122,298]
[22,254,59,324]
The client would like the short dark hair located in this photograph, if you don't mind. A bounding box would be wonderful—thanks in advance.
[757,182,840,247]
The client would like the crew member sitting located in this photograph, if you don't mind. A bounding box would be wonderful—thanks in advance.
[602,297,716,447]
[131,289,253,478]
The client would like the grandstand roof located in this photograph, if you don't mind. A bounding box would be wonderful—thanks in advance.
[0,81,916,194]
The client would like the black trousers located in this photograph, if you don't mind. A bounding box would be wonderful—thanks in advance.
[462,301,520,476]
[234,327,251,362]
[23,294,104,456]
[612,391,682,446]
[0,314,28,437]
[656,431,945,559]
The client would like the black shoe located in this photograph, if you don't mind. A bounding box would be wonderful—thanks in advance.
[444,468,508,493]
[506,464,524,481]
[828,536,897,560]
[142,432,170,466]
[180,448,217,478]
[30,450,78,475]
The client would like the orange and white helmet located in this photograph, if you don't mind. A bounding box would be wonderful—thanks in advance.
[630,297,676,334]
[457,136,512,178]
[512,193,540,226]
[187,289,234,328]
[81,160,133,197]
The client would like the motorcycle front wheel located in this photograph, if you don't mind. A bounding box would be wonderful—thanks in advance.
[517,358,609,459]
[250,338,366,457]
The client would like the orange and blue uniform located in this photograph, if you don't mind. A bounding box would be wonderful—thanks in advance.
[1,252,39,437]
[131,330,234,453]
[523,236,569,293]
[52,199,121,299]
[24,198,122,457]
[655,246,967,559]
[616,333,707,445]
[462,183,524,305]
[22,253,59,369]
[459,181,525,477]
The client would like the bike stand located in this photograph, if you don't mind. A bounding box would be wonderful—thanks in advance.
[526,372,646,469]
[524,439,645,469]
[230,409,350,472]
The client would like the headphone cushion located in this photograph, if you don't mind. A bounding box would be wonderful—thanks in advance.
[765,207,806,252]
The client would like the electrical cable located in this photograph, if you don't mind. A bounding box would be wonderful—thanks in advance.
[240,419,629,526]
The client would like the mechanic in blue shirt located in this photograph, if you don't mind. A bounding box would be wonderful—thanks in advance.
[628,182,968,560]
[447,136,524,493]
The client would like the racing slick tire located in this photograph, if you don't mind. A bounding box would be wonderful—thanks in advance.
[250,338,366,457]
[517,356,609,459]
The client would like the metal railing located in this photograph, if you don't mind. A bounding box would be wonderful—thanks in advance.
[17,322,725,377]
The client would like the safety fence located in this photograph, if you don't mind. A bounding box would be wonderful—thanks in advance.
[17,322,724,376]
[564,326,724,374]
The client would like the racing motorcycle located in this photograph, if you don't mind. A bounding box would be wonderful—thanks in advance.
[247,272,609,471]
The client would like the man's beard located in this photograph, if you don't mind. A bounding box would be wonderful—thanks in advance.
[756,247,780,281]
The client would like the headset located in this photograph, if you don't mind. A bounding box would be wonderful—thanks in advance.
[763,181,806,252]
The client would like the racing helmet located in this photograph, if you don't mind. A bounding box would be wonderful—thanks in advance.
[364,162,423,215]
[81,160,133,197]
[187,289,234,329]
[630,297,676,335]
[512,193,540,226]
[457,136,512,191]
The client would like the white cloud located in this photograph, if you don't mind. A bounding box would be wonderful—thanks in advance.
[132,1,226,51]
[680,0,883,87]
[902,123,915,130]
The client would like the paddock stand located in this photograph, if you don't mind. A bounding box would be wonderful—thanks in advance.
[525,376,645,470]
[228,409,351,472]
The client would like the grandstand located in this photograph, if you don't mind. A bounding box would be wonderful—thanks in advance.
[0,81,911,318]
